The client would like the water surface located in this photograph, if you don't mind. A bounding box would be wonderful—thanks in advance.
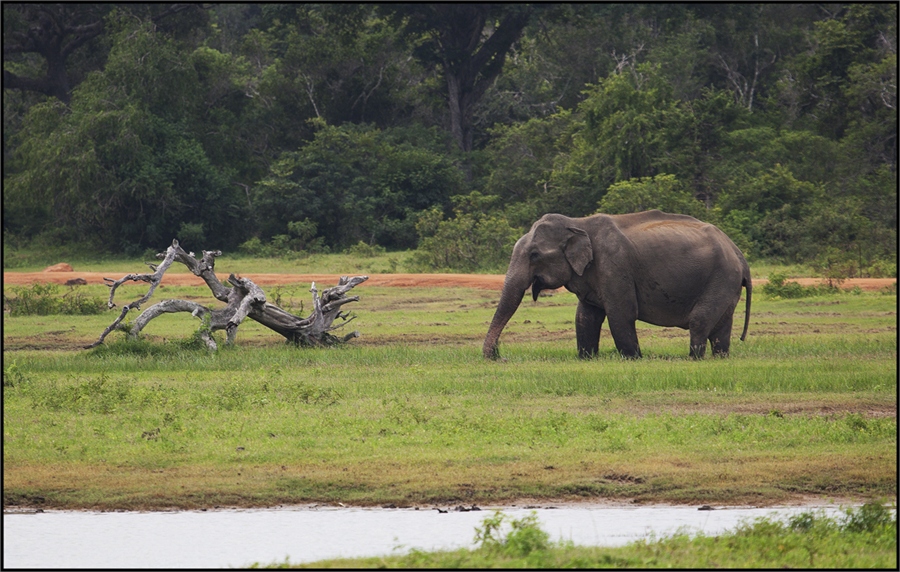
[3,504,849,568]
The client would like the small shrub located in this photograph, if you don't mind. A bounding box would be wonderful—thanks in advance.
[413,192,521,272]
[59,290,106,315]
[864,259,896,279]
[3,361,30,388]
[842,501,895,533]
[25,374,133,414]
[285,381,341,405]
[345,241,386,258]
[269,286,303,312]
[762,273,838,299]
[4,283,105,315]
[177,222,206,251]
[475,511,551,557]
[90,337,176,358]
[239,219,328,258]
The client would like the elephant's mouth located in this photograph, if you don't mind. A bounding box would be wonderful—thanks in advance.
[531,276,545,301]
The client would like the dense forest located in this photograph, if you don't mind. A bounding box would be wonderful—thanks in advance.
[3,3,896,275]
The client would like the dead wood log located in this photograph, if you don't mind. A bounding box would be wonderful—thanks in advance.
[86,239,367,350]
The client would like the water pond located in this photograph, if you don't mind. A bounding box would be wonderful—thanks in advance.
[4,503,849,568]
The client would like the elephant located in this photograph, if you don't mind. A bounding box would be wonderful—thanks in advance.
[483,210,752,360]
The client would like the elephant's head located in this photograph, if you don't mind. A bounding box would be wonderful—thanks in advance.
[483,214,593,359]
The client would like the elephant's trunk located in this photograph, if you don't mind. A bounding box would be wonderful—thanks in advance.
[483,272,530,359]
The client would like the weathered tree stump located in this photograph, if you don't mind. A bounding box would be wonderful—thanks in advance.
[86,239,367,350]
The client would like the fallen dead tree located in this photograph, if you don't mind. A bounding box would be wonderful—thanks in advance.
[86,239,367,351]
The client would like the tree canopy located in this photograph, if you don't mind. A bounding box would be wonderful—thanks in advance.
[3,3,896,275]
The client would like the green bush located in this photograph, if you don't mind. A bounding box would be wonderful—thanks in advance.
[475,511,551,557]
[762,273,839,299]
[598,174,707,219]
[3,283,105,316]
[345,241,386,258]
[3,361,31,388]
[842,501,896,533]
[413,192,521,272]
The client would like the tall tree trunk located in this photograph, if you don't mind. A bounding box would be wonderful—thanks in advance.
[388,5,532,153]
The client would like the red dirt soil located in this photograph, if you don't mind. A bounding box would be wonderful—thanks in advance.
[3,271,896,291]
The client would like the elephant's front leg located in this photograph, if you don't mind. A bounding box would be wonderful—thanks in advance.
[575,301,605,359]
[606,312,642,359]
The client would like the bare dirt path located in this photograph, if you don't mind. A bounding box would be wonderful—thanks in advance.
[3,270,896,291]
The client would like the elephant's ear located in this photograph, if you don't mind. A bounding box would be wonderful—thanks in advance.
[565,227,593,276]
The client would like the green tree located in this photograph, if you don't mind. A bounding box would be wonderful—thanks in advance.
[598,174,707,220]
[243,4,425,153]
[252,122,465,251]
[4,13,244,254]
[718,164,822,260]
[770,4,896,139]
[2,4,208,103]
[482,112,572,225]
[385,4,533,153]
[548,63,696,215]
[414,192,521,272]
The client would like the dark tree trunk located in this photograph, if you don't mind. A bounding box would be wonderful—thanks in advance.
[387,5,531,154]
[440,5,532,153]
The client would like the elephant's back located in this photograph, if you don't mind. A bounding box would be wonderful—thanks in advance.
[622,217,745,293]
[614,212,740,256]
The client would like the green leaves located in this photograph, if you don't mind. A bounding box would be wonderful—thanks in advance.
[413,192,521,272]
[599,175,706,218]
[2,4,895,272]
[5,15,244,254]
[254,123,464,251]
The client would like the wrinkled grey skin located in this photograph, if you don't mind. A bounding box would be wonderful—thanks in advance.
[483,210,752,360]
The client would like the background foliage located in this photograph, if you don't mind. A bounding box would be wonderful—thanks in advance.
[3,3,896,274]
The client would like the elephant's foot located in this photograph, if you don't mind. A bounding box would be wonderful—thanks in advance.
[689,343,707,359]
[578,347,598,359]
[618,347,642,359]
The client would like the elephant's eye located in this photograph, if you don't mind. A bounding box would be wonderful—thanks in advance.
[529,251,540,262]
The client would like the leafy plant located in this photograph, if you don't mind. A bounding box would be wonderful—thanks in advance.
[345,241,386,258]
[475,511,551,557]
[3,361,30,388]
[598,174,707,219]
[3,283,105,316]
[841,501,895,533]
[413,192,521,272]
[762,273,839,299]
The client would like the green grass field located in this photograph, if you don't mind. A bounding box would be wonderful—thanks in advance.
[3,269,895,514]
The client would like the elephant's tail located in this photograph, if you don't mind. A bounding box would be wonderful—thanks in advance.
[740,275,752,342]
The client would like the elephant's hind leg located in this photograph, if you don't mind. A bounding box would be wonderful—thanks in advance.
[690,304,736,358]
[708,309,736,357]
[688,315,712,359]
[575,301,605,359]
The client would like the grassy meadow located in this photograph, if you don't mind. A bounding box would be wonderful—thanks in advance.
[2,260,896,513]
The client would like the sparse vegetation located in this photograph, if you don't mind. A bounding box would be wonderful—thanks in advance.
[761,273,840,299]
[3,283,105,316]
[261,502,897,568]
